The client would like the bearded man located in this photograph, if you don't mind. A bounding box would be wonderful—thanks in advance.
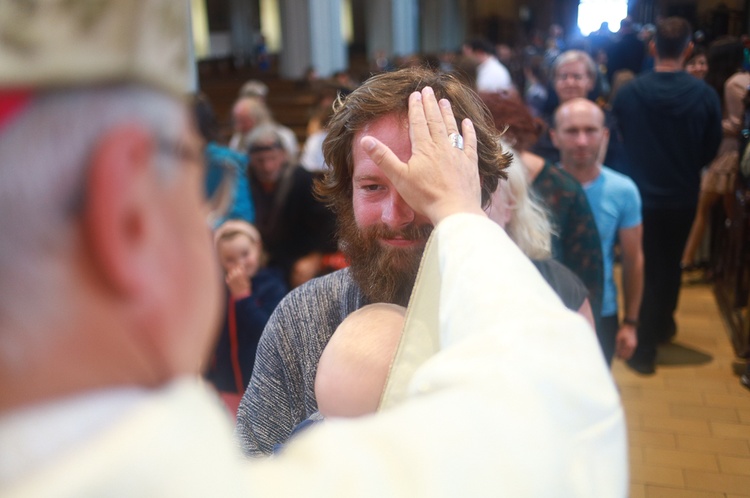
[235,67,509,456]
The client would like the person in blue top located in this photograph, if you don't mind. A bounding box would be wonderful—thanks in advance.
[553,98,644,366]
[193,93,255,226]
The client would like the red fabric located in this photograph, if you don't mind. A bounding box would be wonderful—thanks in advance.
[322,251,349,271]
[0,90,33,132]
[219,392,242,421]
[227,294,244,394]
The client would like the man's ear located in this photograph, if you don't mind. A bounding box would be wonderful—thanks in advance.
[550,128,559,149]
[82,124,159,297]
[682,41,694,61]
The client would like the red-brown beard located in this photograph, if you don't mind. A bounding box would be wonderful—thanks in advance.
[338,207,432,307]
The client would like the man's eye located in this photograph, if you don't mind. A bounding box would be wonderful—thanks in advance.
[362,184,382,191]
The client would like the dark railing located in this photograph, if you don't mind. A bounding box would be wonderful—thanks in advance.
[712,174,750,359]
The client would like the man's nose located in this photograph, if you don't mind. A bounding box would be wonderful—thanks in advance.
[381,191,415,228]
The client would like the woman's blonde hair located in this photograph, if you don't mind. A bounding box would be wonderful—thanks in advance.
[493,147,554,260]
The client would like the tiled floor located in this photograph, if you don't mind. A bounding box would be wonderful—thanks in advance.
[612,277,750,497]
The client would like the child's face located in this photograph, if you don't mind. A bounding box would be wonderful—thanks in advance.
[217,234,261,279]
[685,55,708,80]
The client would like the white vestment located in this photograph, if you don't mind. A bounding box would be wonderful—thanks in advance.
[0,214,627,497]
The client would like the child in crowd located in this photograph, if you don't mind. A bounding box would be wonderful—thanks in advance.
[204,220,287,416]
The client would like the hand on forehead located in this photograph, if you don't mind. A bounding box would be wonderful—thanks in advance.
[357,86,484,225]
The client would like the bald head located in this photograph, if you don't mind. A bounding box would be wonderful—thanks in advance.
[554,98,605,129]
[551,98,608,173]
[315,303,406,418]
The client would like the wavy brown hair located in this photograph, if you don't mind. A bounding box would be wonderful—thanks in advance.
[316,66,509,217]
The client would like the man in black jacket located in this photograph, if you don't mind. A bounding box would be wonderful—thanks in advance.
[246,125,339,288]
[612,17,722,374]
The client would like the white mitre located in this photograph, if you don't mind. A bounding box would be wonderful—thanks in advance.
[0,0,190,96]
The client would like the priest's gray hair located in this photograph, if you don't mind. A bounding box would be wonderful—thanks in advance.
[0,85,186,344]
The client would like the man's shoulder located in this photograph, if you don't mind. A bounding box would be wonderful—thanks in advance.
[275,124,299,144]
[479,57,510,77]
[601,167,640,196]
[613,71,661,99]
[267,269,365,341]
[601,166,636,186]
[727,72,750,91]
[275,269,362,312]
[489,56,508,69]
[600,167,642,219]
[280,165,316,199]
[290,163,314,182]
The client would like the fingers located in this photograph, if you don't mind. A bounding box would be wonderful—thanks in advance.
[421,87,448,143]
[438,97,460,136]
[461,118,478,163]
[407,91,429,149]
[615,329,637,360]
[226,266,245,281]
[615,344,624,360]
[362,85,484,225]
[408,86,467,156]
[361,135,406,183]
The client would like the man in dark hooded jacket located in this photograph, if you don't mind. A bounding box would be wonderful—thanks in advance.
[612,17,722,375]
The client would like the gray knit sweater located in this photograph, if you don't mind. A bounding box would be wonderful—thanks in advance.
[234,268,367,456]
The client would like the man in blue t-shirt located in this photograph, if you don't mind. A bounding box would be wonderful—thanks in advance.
[553,98,644,366]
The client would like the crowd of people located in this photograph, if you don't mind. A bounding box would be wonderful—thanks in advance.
[204,15,745,387]
[190,11,750,445]
[0,1,748,495]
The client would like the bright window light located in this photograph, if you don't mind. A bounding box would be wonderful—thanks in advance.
[577,0,628,36]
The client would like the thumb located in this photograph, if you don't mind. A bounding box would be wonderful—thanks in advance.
[361,136,406,185]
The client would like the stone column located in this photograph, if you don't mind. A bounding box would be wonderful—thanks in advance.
[421,0,466,54]
[364,0,418,59]
[229,0,260,66]
[278,0,346,79]
[309,0,347,77]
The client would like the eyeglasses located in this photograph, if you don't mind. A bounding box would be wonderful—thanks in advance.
[555,72,588,82]
[157,138,237,225]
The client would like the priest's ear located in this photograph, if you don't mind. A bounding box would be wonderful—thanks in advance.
[82,124,161,298]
